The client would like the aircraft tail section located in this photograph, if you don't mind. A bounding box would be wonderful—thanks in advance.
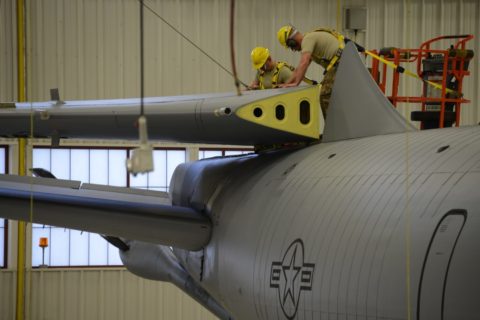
[323,42,416,142]
[0,174,211,251]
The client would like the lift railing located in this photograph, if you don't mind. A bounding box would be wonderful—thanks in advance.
[368,35,474,129]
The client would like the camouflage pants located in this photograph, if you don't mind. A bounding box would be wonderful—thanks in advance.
[320,65,338,120]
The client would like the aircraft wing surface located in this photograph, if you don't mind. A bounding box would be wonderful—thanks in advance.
[0,174,211,251]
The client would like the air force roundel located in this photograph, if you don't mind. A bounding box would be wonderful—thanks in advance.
[270,239,315,319]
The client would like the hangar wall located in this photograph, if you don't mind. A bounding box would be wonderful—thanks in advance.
[0,269,217,320]
[0,0,16,101]
[0,0,479,319]
[0,0,479,124]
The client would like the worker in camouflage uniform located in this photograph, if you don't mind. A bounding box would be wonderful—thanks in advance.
[277,25,353,119]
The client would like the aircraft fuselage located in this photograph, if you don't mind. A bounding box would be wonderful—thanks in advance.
[179,126,480,319]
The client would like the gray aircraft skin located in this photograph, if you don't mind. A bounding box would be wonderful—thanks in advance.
[0,43,479,319]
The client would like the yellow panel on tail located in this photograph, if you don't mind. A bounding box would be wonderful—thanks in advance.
[236,86,321,140]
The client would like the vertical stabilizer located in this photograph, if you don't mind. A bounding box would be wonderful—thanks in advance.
[323,42,415,142]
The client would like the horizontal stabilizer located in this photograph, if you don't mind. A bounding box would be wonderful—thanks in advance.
[0,86,320,145]
[0,175,211,251]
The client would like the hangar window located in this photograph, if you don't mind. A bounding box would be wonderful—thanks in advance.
[0,146,6,268]
[0,218,5,268]
[130,149,186,191]
[0,147,5,173]
[31,147,186,267]
[199,148,253,159]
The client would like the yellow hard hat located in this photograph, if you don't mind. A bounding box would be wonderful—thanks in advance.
[277,25,293,48]
[250,47,270,70]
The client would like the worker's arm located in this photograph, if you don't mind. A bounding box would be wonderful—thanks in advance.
[280,52,312,87]
[247,77,260,90]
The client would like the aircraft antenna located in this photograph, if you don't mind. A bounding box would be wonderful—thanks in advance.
[126,0,154,176]
[140,0,249,89]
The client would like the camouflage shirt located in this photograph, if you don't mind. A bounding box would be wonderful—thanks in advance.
[301,31,340,69]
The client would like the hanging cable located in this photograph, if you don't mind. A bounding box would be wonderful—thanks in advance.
[404,1,413,319]
[127,0,153,175]
[140,0,249,88]
[336,0,341,31]
[140,0,144,116]
[230,0,241,96]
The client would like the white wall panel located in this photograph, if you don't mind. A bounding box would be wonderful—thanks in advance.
[8,0,477,124]
[0,0,16,101]
[0,270,15,319]
[22,269,217,320]
[0,0,477,123]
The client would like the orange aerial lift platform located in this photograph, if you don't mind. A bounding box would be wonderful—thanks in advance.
[367,35,474,129]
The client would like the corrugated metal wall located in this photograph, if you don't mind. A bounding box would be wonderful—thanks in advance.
[0,269,217,320]
[0,0,479,319]
[1,0,478,125]
[0,0,16,101]
[0,271,15,319]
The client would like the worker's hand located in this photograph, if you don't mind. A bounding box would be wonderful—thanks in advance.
[278,83,298,88]
[247,84,259,90]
